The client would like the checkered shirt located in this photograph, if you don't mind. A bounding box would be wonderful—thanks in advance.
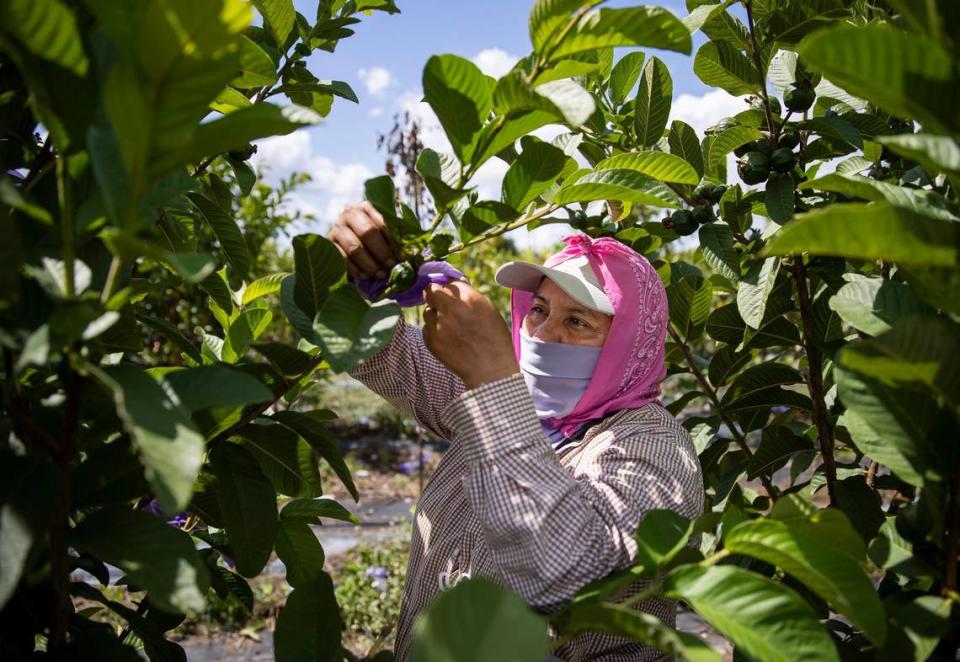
[349,321,704,661]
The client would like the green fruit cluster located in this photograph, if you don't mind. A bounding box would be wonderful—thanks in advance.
[666,182,726,236]
[784,82,816,113]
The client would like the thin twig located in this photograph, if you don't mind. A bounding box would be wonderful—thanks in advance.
[667,326,778,499]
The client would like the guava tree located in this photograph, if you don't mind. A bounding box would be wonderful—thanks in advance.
[0,0,405,659]
[346,1,956,660]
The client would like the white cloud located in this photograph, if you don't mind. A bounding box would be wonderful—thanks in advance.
[471,48,521,78]
[357,66,395,98]
[669,89,749,137]
[252,132,375,235]
[368,106,384,118]
[396,88,449,152]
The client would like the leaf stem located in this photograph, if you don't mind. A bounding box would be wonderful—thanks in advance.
[437,203,561,258]
[788,258,839,507]
[667,325,779,499]
[701,548,731,566]
[743,0,780,146]
[57,155,75,298]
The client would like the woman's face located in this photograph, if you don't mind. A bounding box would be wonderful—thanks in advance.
[521,278,613,347]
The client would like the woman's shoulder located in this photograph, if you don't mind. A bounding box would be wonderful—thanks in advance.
[601,400,690,438]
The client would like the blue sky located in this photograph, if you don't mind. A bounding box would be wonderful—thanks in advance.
[254,1,745,247]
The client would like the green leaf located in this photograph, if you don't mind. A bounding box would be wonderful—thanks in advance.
[234,36,276,88]
[275,519,325,588]
[707,126,762,173]
[720,362,811,413]
[698,224,740,281]
[99,229,216,284]
[668,271,713,341]
[251,342,315,377]
[838,317,960,410]
[281,497,359,524]
[242,272,288,305]
[877,595,953,662]
[798,24,960,135]
[634,57,672,148]
[693,40,762,96]
[838,409,923,487]
[71,507,208,614]
[280,275,320,345]
[411,578,549,661]
[828,274,933,337]
[608,51,646,105]
[553,169,680,207]
[876,134,960,179]
[416,148,464,209]
[725,511,887,644]
[0,0,88,75]
[162,364,273,412]
[762,203,960,267]
[209,442,278,577]
[0,457,58,610]
[746,425,813,479]
[472,109,557,166]
[239,423,323,499]
[798,173,958,221]
[708,344,751,387]
[187,193,251,278]
[765,173,794,224]
[422,54,492,162]
[252,0,295,46]
[153,104,320,177]
[292,234,345,319]
[502,139,571,210]
[97,365,204,515]
[634,510,693,574]
[273,410,359,501]
[558,603,720,662]
[492,72,595,127]
[222,308,273,362]
[595,151,698,185]
[529,0,598,53]
[549,7,692,61]
[835,364,943,485]
[274,574,342,662]
[663,565,839,662]
[312,282,401,373]
[736,257,780,329]
[668,120,705,179]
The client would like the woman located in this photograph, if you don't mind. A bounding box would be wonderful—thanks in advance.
[329,203,704,661]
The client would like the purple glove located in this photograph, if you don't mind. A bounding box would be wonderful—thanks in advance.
[353,261,465,307]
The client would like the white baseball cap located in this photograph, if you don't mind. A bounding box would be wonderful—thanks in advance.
[495,255,615,315]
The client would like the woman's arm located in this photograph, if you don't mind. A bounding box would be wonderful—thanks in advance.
[349,319,465,439]
[444,374,704,612]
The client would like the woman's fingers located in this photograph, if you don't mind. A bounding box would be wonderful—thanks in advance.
[358,201,403,260]
[344,204,398,271]
[329,222,384,278]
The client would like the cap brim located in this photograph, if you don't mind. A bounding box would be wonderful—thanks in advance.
[495,261,614,315]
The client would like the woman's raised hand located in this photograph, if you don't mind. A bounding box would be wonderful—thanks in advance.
[328,202,404,280]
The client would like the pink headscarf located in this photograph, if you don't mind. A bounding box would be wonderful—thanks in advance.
[509,234,669,437]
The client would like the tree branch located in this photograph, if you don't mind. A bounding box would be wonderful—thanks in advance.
[789,259,839,507]
[667,326,778,499]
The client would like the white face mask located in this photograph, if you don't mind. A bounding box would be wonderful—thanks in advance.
[518,328,603,419]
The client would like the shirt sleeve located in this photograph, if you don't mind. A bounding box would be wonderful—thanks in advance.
[444,373,704,613]
[348,319,466,440]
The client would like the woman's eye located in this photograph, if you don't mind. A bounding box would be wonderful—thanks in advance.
[569,317,589,329]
